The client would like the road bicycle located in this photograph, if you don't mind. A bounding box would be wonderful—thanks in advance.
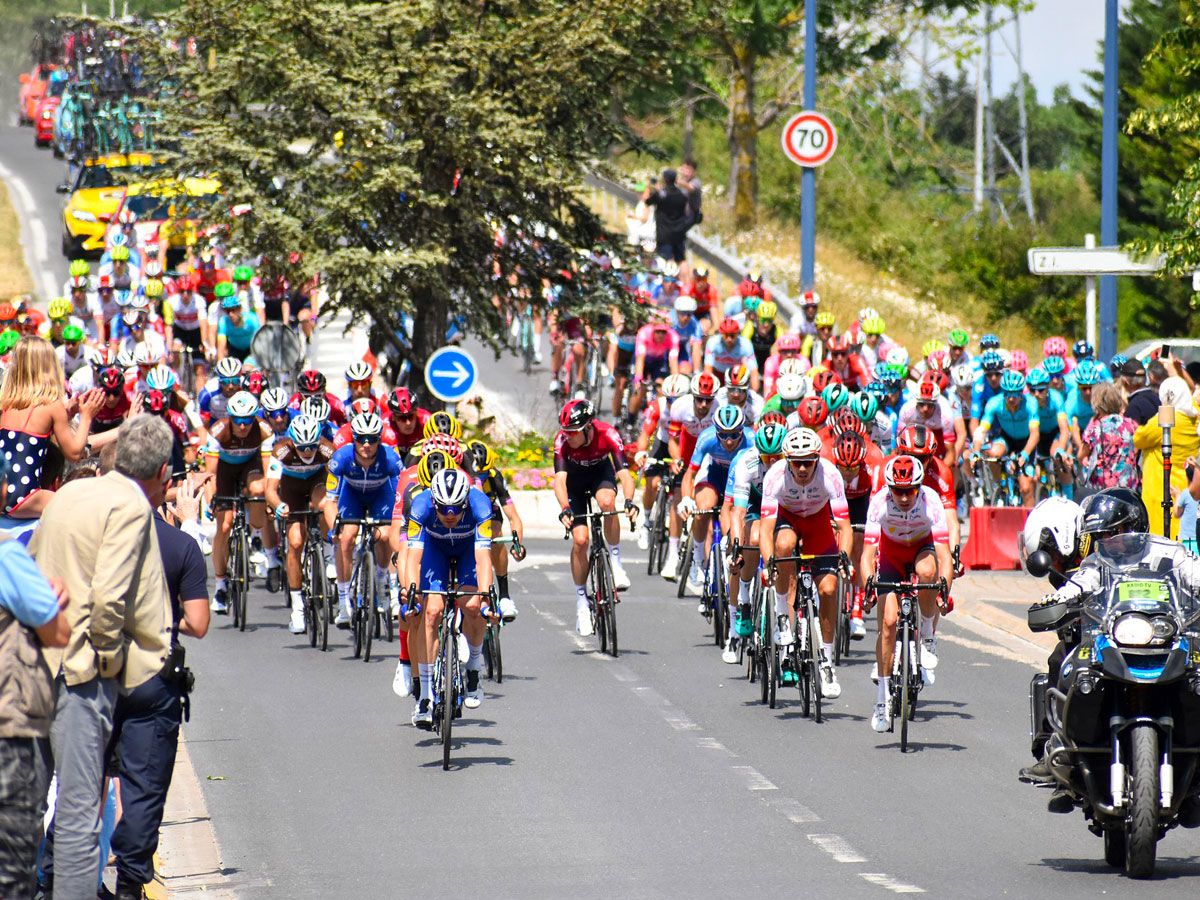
[566,501,626,657]
[291,509,333,652]
[213,494,264,632]
[338,516,392,662]
[868,575,948,753]
[483,532,526,683]
[641,458,677,576]
[833,548,855,666]
[768,553,841,722]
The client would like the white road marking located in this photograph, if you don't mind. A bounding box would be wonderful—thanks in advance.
[808,833,867,863]
[938,630,1035,667]
[730,765,777,791]
[764,796,821,824]
[859,873,926,893]
[696,736,732,753]
[29,215,48,264]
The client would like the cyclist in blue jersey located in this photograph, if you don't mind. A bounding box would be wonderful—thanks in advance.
[329,412,402,626]
[197,357,244,426]
[216,290,262,362]
[1027,367,1074,498]
[969,350,1005,421]
[704,317,759,390]
[1065,360,1100,450]
[403,468,495,727]
[259,387,294,437]
[671,296,705,371]
[678,404,753,596]
[974,370,1039,506]
[1043,354,1068,397]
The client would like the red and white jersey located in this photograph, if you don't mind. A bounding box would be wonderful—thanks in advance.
[863,485,949,547]
[642,394,685,445]
[896,397,957,445]
[874,453,955,509]
[669,394,717,462]
[761,457,849,520]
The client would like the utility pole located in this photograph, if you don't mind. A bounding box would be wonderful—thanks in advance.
[1099,0,1119,360]
[983,5,996,221]
[973,47,984,213]
[917,23,930,134]
[800,0,817,291]
[1013,8,1035,222]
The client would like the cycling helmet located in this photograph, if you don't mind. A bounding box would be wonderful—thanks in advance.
[1078,487,1149,540]
[1042,355,1066,377]
[691,372,719,399]
[423,410,463,439]
[468,439,497,472]
[114,289,133,309]
[1071,339,1094,360]
[777,333,802,352]
[123,308,148,328]
[778,358,808,378]
[925,349,949,371]
[142,279,164,300]
[717,316,741,336]
[862,316,886,336]
[261,387,289,412]
[233,265,254,282]
[662,373,691,399]
[430,468,472,508]
[833,431,867,468]
[947,328,969,348]
[801,290,820,307]
[61,324,84,344]
[776,372,808,402]
[133,345,156,368]
[797,396,828,428]
[884,455,925,489]
[144,260,163,279]
[117,209,136,226]
[865,380,887,398]
[849,391,879,423]
[227,391,259,418]
[69,275,89,292]
[714,405,745,435]
[215,357,243,379]
[1109,354,1128,375]
[213,281,235,299]
[814,311,836,329]
[47,297,71,319]
[417,449,454,488]
[1043,336,1068,357]
[833,409,867,438]
[388,387,414,416]
[673,296,697,314]
[1000,371,1026,393]
[69,259,90,277]
[115,348,136,371]
[1021,496,1083,569]
[886,347,910,368]
[297,369,326,393]
[810,370,839,393]
[924,368,951,393]
[97,365,124,393]
[693,265,710,280]
[858,306,881,323]
[921,339,946,359]
[822,382,850,412]
[423,433,464,464]
[897,424,938,458]
[979,350,1004,373]
[1074,360,1102,386]
[754,422,787,456]
[1009,349,1029,373]
[737,275,764,298]
[758,411,788,430]
[726,365,752,389]
[300,396,331,422]
[288,414,321,448]
[345,360,373,383]
[1026,368,1050,389]
[350,412,384,438]
[950,364,974,388]
[243,370,267,396]
[349,397,377,418]
[110,246,130,262]
[757,300,778,321]
[144,365,176,392]
[142,390,168,415]
[826,335,851,355]
[915,380,941,403]
[743,296,762,315]
[980,333,1002,351]
[559,398,595,431]
[783,427,823,459]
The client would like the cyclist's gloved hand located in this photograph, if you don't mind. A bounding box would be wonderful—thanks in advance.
[634,449,648,467]
[1017,452,1029,468]
[624,499,639,520]
[678,496,697,517]
[558,506,575,529]
[275,502,289,519]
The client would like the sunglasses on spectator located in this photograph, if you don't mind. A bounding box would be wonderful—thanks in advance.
[231,415,256,426]
[354,434,380,445]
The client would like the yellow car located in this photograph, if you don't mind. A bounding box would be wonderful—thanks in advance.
[105,176,223,265]
[57,153,162,258]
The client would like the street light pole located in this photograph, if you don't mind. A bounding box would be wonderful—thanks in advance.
[1099,0,1119,361]
[800,0,817,292]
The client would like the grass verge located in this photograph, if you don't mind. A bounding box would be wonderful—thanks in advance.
[0,178,34,298]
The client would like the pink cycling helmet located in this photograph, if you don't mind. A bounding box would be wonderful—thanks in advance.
[1043,336,1068,358]
[1009,349,1029,373]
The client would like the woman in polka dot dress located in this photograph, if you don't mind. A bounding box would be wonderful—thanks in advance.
[0,337,105,518]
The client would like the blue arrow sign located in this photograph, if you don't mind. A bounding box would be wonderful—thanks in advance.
[423,346,478,403]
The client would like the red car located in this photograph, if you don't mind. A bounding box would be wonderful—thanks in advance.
[17,63,57,126]
[34,89,62,147]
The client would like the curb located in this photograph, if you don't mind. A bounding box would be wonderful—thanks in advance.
[156,738,237,898]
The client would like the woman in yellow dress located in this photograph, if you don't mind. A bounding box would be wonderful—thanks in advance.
[1134,376,1199,539]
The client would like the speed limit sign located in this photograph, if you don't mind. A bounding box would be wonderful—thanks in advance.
[781,111,838,168]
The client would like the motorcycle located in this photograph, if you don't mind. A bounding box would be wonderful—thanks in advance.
[1028,533,1200,878]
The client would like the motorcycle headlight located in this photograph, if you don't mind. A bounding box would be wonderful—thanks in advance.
[1150,616,1177,644]
[1112,614,1155,647]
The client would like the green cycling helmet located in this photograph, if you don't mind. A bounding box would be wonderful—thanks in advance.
[68,259,91,278]
[921,339,946,358]
[822,382,850,413]
[110,246,130,262]
[0,329,20,355]
[213,281,235,299]
[849,391,879,423]
[61,324,84,343]
[233,265,254,282]
[947,328,969,348]
[754,422,787,456]
[862,316,886,336]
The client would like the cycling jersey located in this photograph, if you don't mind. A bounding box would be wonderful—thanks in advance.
[407,486,494,591]
[703,334,757,376]
[669,314,704,363]
[332,421,398,449]
[1064,387,1094,433]
[688,425,753,491]
[824,352,872,390]
[863,485,949,547]
[634,324,679,380]
[683,281,718,316]
[92,393,131,433]
[56,344,101,379]
[477,465,514,515]
[743,321,777,370]
[668,394,717,464]
[327,443,402,494]
[970,375,1002,421]
[1033,389,1068,437]
[206,418,273,464]
[198,383,236,424]
[761,457,849,521]
[875,453,955,509]
[980,393,1038,441]
[725,448,770,518]
[553,420,627,475]
[287,391,348,426]
[896,397,956,448]
[217,310,261,351]
[166,291,205,333]
[714,387,764,425]
[268,437,335,480]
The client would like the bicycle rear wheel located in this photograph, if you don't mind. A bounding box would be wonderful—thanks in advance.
[304,548,318,649]
[809,608,823,725]
[676,536,693,599]
[833,575,848,666]
[351,560,366,659]
[898,617,912,752]
[236,529,250,632]
[383,578,394,644]
[362,562,376,663]
[599,552,619,657]
[313,548,330,652]
[441,623,454,770]
[492,624,504,682]
[711,543,726,648]
[768,644,779,709]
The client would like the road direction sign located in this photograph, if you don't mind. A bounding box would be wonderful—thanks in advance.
[424,346,478,403]
[1027,247,1164,276]
[781,111,838,168]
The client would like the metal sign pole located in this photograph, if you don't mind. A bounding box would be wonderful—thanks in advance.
[800,0,817,292]
[1084,233,1097,348]
[1099,0,1120,361]
[1160,405,1176,538]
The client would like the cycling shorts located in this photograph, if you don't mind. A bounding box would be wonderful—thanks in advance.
[215,457,263,497]
[773,506,838,572]
[643,355,671,383]
[1036,429,1058,457]
[337,488,395,523]
[615,345,635,373]
[846,493,869,528]
[696,463,730,500]
[420,539,478,593]
[567,460,617,525]
[877,535,935,583]
[643,438,670,479]
[278,471,326,520]
[175,326,203,352]
[987,427,1028,456]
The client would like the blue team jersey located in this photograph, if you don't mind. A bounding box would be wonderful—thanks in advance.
[1033,389,1067,435]
[407,487,494,550]
[670,314,704,360]
[981,393,1038,441]
[690,425,753,487]
[703,335,758,373]
[1064,388,1094,433]
[970,376,1002,421]
[328,443,402,494]
[217,310,262,350]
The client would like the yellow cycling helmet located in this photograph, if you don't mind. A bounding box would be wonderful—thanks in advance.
[814,311,836,329]
[143,279,165,300]
[47,297,72,320]
[467,438,497,472]
[423,410,463,440]
[756,300,778,322]
[417,449,456,488]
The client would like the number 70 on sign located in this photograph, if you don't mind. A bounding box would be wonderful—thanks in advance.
[781,111,838,168]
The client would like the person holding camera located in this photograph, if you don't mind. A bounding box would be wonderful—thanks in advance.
[641,169,695,266]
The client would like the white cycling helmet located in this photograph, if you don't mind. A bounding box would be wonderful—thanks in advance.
[1021,496,1083,562]
[122,309,144,327]
[950,364,975,389]
[776,373,808,401]
[430,467,471,508]
[673,296,697,314]
[857,306,880,323]
[662,373,691,399]
[144,260,163,278]
[108,231,129,249]
[260,387,289,412]
[288,414,321,447]
[133,344,157,367]
[782,426,822,459]
[350,411,383,437]
[144,364,176,392]
[227,391,259,418]
[886,347,910,368]
[345,360,373,383]
[301,396,331,421]
[777,358,809,378]
[114,348,136,371]
[215,357,243,379]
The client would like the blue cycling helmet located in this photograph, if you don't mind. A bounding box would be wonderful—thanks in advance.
[1042,355,1066,377]
[1072,339,1095,360]
[865,380,887,398]
[980,333,1001,351]
[714,404,745,434]
[1074,360,1102,386]
[1109,353,1128,375]
[980,350,1004,372]
[1026,367,1050,389]
[1000,371,1026,393]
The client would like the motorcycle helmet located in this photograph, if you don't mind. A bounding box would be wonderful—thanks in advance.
[1079,488,1149,544]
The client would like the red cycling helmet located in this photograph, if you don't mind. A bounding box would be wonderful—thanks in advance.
[691,372,719,400]
[97,365,124,393]
[884,454,925,489]
[810,370,841,393]
[424,433,464,464]
[718,316,741,336]
[559,398,596,431]
[726,364,752,389]
[777,333,802,353]
[926,349,948,371]
[142,390,168,415]
[737,278,764,299]
[1043,336,1068,358]
[350,397,377,417]
[833,431,867,468]
[832,408,867,438]
[797,396,829,429]
[388,386,413,416]
[298,369,325,394]
[244,371,267,397]
[920,369,950,394]
[758,410,788,430]
[896,424,938,458]
[826,335,850,355]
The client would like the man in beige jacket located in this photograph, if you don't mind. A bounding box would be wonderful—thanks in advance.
[30,416,173,900]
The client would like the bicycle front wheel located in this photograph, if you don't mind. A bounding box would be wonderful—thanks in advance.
[350,561,366,659]
[236,529,250,632]
[441,623,455,770]
[898,617,912,752]
[313,548,330,652]
[362,562,376,663]
[676,536,693,599]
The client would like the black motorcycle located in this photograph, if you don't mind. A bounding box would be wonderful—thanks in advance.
[1028,533,1200,878]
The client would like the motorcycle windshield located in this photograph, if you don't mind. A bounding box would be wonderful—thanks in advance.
[1085,534,1200,626]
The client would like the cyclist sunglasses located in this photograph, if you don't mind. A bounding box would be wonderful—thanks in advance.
[788,458,818,468]
[435,503,465,516]
[892,486,919,498]
[354,434,380,445]
[231,415,256,426]
[219,376,242,387]
[267,409,290,420]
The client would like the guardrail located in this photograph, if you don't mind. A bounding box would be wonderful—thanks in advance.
[583,171,800,326]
